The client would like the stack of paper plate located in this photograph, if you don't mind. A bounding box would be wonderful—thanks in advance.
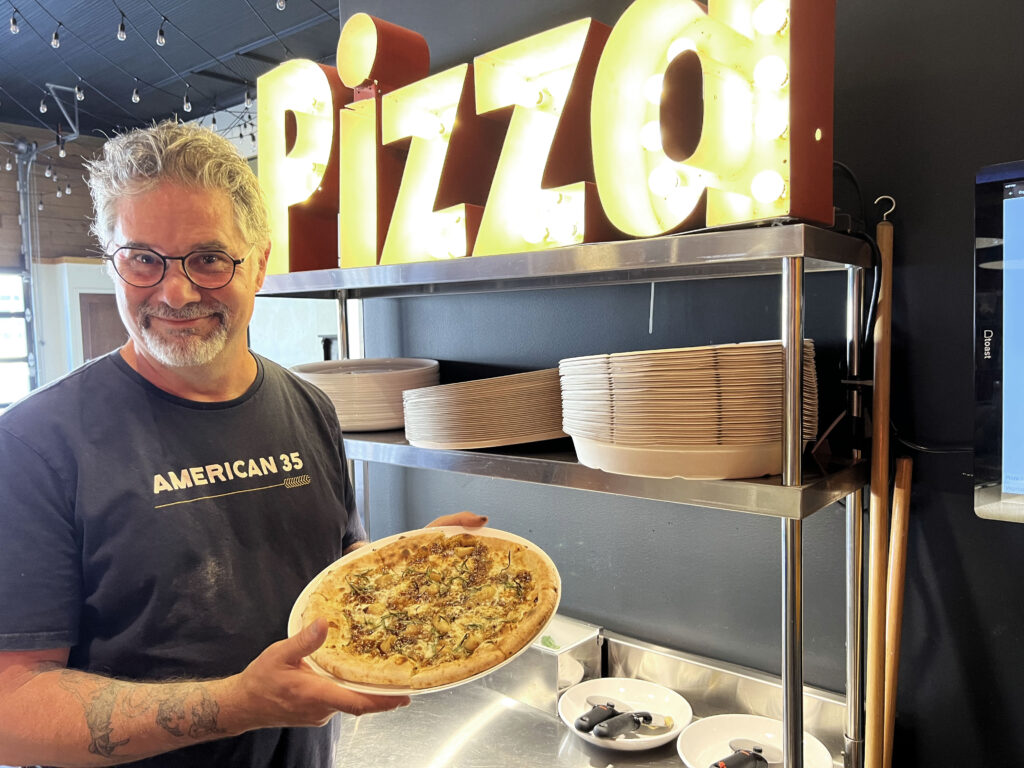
[290,358,439,432]
[559,341,818,479]
[403,368,566,449]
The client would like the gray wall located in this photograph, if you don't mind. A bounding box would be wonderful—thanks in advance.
[339,0,1024,764]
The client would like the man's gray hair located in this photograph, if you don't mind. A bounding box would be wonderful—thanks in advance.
[85,120,270,248]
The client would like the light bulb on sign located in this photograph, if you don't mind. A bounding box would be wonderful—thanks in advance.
[753,56,789,91]
[752,0,790,36]
[666,37,696,62]
[639,120,663,152]
[648,163,681,198]
[751,169,786,202]
[643,74,664,106]
[755,99,789,140]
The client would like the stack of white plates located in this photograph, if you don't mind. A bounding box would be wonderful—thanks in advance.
[559,341,818,480]
[290,358,439,431]
[403,368,566,449]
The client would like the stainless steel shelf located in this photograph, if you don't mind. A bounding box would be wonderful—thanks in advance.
[260,223,871,299]
[344,431,868,520]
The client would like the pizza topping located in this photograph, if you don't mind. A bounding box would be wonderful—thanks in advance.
[302,530,558,689]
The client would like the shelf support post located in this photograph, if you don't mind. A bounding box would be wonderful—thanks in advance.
[844,265,866,768]
[781,254,805,768]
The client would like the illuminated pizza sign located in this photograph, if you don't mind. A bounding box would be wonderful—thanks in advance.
[257,0,834,275]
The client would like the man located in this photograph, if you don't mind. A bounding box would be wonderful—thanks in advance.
[0,120,484,766]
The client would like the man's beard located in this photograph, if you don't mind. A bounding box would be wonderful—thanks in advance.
[135,300,232,368]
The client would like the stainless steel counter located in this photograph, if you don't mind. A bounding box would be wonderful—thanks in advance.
[334,683,681,768]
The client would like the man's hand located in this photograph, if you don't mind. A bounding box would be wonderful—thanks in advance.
[226,618,409,732]
[426,511,489,528]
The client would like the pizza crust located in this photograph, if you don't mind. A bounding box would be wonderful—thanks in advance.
[300,529,559,690]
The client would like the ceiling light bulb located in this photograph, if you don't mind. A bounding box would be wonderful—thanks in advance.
[44,164,52,177]
[59,142,66,158]
[4,159,11,171]
[75,85,84,101]
[156,19,166,46]
[37,199,43,211]
[51,25,60,48]
[39,98,47,114]
[131,86,140,103]
[183,95,192,112]
[9,14,19,34]
[56,188,62,198]
[244,89,252,108]
[276,0,287,9]
[65,183,71,195]
[117,14,127,41]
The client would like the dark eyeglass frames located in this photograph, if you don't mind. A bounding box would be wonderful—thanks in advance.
[103,243,256,289]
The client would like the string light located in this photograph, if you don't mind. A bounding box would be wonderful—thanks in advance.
[56,187,63,198]
[182,83,192,112]
[211,113,217,130]
[132,78,141,103]
[117,12,127,41]
[37,198,43,211]
[44,163,52,177]
[65,183,72,195]
[275,0,286,9]
[59,138,67,158]
[4,158,11,172]
[75,85,85,101]
[51,22,61,48]
[9,11,18,34]
[244,88,252,108]
[39,97,47,114]
[156,17,166,46]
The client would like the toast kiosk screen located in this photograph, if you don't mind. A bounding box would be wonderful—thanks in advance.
[975,161,1024,521]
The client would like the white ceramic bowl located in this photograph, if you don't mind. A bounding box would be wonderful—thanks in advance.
[676,713,832,768]
[558,677,692,751]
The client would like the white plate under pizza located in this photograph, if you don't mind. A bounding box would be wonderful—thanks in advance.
[288,525,561,695]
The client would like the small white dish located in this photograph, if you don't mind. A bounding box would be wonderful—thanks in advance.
[676,713,832,768]
[558,677,692,751]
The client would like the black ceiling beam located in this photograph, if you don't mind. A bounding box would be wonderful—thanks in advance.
[192,69,249,86]
[236,51,282,66]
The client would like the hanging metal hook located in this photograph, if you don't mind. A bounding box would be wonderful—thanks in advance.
[874,195,896,221]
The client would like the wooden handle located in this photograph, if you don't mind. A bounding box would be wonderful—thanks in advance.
[866,218,895,768]
[883,457,913,768]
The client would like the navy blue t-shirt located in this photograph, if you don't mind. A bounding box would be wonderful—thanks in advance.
[0,351,366,767]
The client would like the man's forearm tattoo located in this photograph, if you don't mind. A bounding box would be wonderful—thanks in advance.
[57,671,224,758]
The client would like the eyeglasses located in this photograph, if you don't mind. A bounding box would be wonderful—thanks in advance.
[104,243,256,289]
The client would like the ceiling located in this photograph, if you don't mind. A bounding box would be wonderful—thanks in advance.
[0,0,343,142]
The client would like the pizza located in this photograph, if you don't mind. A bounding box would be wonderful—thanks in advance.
[300,528,560,690]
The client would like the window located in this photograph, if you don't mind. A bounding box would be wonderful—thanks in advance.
[0,270,32,410]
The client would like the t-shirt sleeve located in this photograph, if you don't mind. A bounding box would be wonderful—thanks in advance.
[0,427,81,650]
[338,433,367,550]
